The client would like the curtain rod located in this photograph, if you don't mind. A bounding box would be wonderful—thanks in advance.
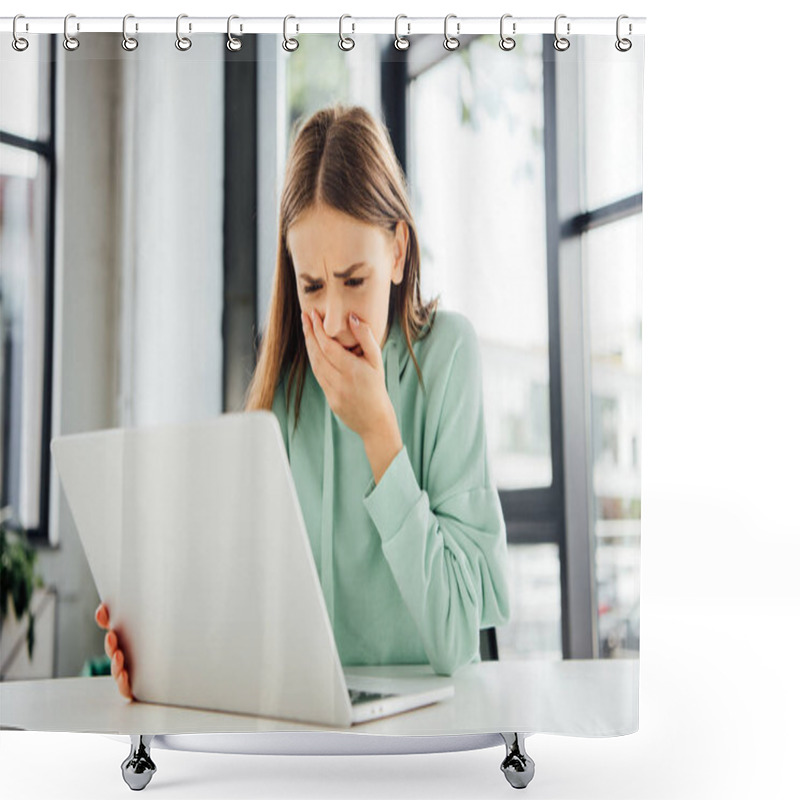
[1,15,646,37]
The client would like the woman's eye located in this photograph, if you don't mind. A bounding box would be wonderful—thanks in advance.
[303,278,363,294]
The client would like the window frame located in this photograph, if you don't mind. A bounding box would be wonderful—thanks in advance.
[0,34,57,547]
[222,38,259,412]
[554,35,643,658]
[382,33,641,659]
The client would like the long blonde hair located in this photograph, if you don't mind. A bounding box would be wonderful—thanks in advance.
[243,104,438,429]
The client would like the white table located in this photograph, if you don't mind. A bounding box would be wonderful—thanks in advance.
[0,659,638,791]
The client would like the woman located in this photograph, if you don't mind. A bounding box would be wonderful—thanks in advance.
[97,104,510,700]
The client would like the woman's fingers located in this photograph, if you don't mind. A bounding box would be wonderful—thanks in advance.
[120,670,133,700]
[96,606,132,700]
[309,310,348,372]
[95,603,109,629]
[110,649,124,680]
[302,313,337,392]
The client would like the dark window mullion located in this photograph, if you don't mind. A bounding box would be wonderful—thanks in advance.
[35,34,57,544]
[541,34,572,656]
[380,45,409,169]
[222,39,259,413]
[562,191,643,238]
[0,131,53,158]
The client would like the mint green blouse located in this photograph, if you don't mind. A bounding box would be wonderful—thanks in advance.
[270,309,510,676]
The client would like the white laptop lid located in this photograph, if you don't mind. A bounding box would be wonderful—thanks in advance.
[52,412,354,727]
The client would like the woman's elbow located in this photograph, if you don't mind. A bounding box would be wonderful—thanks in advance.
[427,625,480,676]
[429,651,470,677]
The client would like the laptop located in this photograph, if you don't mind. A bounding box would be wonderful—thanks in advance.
[50,411,454,727]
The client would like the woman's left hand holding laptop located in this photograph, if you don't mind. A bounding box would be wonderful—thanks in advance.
[95,602,135,700]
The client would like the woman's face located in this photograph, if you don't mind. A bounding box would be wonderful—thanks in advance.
[287,203,407,356]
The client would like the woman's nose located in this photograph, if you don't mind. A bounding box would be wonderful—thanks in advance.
[322,296,347,338]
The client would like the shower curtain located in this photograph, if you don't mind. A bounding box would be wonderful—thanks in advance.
[0,12,645,787]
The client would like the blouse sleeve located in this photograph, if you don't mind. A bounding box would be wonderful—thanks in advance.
[361,319,511,676]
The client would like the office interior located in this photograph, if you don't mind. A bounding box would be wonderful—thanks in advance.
[0,31,642,680]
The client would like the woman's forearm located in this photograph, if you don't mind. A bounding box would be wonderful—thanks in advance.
[362,404,403,485]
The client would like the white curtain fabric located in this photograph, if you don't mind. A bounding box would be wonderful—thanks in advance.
[117,35,224,427]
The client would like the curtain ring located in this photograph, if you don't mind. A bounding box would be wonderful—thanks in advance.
[12,15,29,52]
[499,13,516,51]
[63,13,80,51]
[227,15,242,52]
[283,15,299,52]
[122,14,138,51]
[553,14,570,51]
[615,15,632,52]
[394,14,410,51]
[175,13,192,51]
[339,14,355,51]
[443,14,460,51]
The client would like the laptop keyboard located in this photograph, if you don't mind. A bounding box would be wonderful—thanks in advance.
[348,688,396,705]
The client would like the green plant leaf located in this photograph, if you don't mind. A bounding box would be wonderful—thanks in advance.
[1,521,44,661]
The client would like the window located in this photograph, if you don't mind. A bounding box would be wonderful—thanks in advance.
[404,34,562,660]
[407,35,552,491]
[403,33,643,659]
[285,35,353,136]
[585,210,642,658]
[575,36,643,657]
[284,34,384,163]
[0,35,56,543]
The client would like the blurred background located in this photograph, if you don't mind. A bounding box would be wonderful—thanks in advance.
[0,30,642,680]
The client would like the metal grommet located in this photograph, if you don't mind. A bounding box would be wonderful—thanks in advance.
[553,14,570,51]
[283,15,299,52]
[615,14,632,52]
[175,13,192,51]
[499,13,516,51]
[443,13,460,51]
[338,14,355,51]
[63,13,80,51]
[12,15,29,52]
[227,15,242,52]
[122,14,138,51]
[394,14,410,51]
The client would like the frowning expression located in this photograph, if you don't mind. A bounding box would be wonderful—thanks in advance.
[287,203,407,355]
